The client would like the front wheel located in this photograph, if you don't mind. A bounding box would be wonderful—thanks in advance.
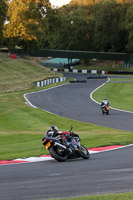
[102,110,105,115]
[79,145,90,159]
[49,145,68,162]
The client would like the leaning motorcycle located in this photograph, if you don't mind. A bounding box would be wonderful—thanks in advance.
[101,104,110,115]
[42,127,90,162]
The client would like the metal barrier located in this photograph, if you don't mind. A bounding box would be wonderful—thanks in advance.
[34,77,67,87]
[52,68,106,75]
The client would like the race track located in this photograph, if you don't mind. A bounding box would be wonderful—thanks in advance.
[25,73,133,131]
[1,73,133,200]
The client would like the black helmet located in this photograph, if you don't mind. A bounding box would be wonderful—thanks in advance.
[50,126,58,132]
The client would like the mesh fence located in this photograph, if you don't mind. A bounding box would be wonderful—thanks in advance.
[0,52,10,61]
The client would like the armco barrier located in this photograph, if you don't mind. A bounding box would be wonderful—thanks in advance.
[34,77,66,87]
[52,68,106,75]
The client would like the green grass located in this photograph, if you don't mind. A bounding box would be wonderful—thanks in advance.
[0,59,62,93]
[93,78,133,112]
[48,192,133,200]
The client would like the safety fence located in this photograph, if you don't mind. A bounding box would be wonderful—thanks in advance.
[34,76,66,87]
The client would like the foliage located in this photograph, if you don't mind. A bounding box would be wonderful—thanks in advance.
[2,0,133,53]
[49,7,94,50]
[3,0,51,50]
[93,0,126,52]
[39,8,62,49]
[0,0,7,46]
[70,0,99,6]
[48,0,133,52]
[125,6,133,52]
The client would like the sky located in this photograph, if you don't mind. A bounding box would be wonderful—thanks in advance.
[49,0,71,7]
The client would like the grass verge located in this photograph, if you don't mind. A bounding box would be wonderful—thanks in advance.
[92,77,133,112]
[48,192,133,200]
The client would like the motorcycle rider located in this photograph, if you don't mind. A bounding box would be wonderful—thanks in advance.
[45,126,79,150]
[101,98,109,108]
[46,125,77,138]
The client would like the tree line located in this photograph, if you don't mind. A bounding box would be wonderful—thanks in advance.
[0,0,133,53]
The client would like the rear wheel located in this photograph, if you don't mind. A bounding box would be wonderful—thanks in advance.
[49,145,68,162]
[106,110,109,115]
[79,145,90,159]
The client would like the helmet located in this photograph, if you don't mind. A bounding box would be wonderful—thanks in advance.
[50,126,58,132]
[104,98,107,100]
[46,126,59,137]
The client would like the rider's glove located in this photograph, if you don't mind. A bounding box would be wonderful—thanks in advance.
[70,132,75,137]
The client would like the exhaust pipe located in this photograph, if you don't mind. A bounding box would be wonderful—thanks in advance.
[54,142,67,149]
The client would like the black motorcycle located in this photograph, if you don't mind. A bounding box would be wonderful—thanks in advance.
[42,127,90,162]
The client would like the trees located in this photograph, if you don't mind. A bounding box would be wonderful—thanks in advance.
[93,0,126,52]
[3,0,50,50]
[70,0,99,6]
[125,6,133,52]
[0,0,7,46]
[51,7,94,50]
[48,0,132,53]
[1,0,133,53]
[44,4,95,51]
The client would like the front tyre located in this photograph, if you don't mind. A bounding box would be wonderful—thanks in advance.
[79,145,90,159]
[49,145,68,162]
[102,110,104,115]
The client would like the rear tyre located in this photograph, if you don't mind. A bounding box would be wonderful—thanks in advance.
[106,110,109,115]
[79,145,90,159]
[49,145,68,162]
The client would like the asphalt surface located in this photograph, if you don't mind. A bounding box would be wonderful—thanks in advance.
[1,145,133,200]
[1,73,133,200]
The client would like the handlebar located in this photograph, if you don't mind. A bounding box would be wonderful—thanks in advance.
[69,126,73,132]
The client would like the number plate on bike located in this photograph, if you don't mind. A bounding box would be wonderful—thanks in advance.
[45,142,51,149]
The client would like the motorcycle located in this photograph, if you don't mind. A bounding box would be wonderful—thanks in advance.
[101,104,110,115]
[42,126,90,162]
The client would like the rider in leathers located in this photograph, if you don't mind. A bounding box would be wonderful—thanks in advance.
[101,98,109,108]
[46,126,79,149]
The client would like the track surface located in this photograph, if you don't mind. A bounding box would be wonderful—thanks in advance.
[1,73,133,200]
[1,146,133,200]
